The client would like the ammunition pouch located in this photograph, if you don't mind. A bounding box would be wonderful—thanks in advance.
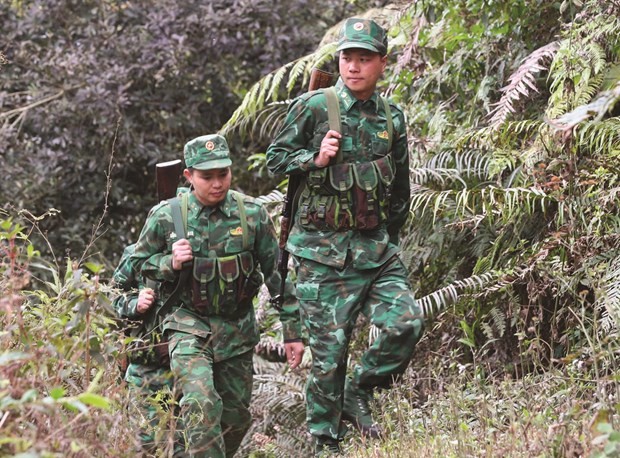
[299,154,395,231]
[191,250,258,318]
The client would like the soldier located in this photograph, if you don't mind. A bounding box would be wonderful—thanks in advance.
[112,243,180,455]
[131,134,305,458]
[266,17,425,455]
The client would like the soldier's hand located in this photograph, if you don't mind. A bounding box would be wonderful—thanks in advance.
[315,130,341,168]
[137,288,155,314]
[171,238,193,270]
[284,341,305,369]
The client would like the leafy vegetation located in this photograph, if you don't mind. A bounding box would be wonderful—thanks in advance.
[3,0,620,456]
[0,0,360,267]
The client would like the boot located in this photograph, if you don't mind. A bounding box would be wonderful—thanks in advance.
[314,436,341,457]
[342,377,383,439]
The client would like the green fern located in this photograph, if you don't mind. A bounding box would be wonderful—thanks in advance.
[221,42,337,139]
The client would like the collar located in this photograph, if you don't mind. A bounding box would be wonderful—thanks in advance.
[187,190,234,218]
[335,77,381,112]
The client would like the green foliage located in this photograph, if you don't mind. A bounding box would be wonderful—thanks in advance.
[0,213,135,456]
[592,421,620,458]
[225,0,620,377]
[0,0,350,266]
[4,0,620,455]
[378,0,620,376]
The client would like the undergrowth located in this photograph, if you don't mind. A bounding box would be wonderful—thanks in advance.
[2,213,620,458]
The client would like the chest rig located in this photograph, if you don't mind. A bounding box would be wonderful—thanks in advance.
[298,87,396,232]
[170,191,258,319]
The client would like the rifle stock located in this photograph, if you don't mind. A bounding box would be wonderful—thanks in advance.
[156,159,183,201]
[273,67,334,308]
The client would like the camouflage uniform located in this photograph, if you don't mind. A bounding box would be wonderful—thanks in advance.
[112,244,178,455]
[266,17,425,448]
[131,134,302,458]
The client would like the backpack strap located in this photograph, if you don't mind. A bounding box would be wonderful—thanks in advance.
[379,96,394,152]
[325,87,343,164]
[325,87,394,160]
[231,191,250,251]
[325,86,341,133]
[157,192,191,318]
[169,192,188,238]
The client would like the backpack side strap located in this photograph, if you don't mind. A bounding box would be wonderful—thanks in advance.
[157,193,191,318]
[325,87,343,164]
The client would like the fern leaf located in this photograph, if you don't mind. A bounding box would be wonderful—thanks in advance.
[488,42,560,130]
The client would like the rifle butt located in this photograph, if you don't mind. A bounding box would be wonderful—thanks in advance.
[156,159,183,201]
[309,67,334,92]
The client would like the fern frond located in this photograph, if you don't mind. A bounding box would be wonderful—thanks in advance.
[595,254,620,332]
[547,40,610,119]
[417,271,498,317]
[410,184,550,224]
[410,166,466,187]
[221,41,337,137]
[547,80,620,131]
[255,189,285,206]
[241,362,311,458]
[576,117,620,157]
[457,120,544,150]
[267,65,290,102]
[425,149,491,180]
[487,42,559,130]
[575,72,606,107]
[486,306,507,338]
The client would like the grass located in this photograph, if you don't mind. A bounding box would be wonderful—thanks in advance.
[340,337,620,458]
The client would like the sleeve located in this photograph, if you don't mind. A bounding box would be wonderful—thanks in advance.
[386,107,411,243]
[111,245,142,319]
[254,205,302,341]
[266,95,324,175]
[131,204,178,283]
[112,293,140,320]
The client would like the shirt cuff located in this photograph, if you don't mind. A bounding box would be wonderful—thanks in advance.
[283,338,303,344]
[297,151,320,172]
[281,319,302,342]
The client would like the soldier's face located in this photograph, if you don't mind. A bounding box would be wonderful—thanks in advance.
[184,167,232,207]
[339,49,387,101]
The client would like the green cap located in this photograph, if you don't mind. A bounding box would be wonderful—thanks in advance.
[184,134,232,170]
[337,18,388,56]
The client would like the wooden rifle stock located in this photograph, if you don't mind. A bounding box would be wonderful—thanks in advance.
[308,68,334,93]
[156,159,183,201]
[273,67,334,308]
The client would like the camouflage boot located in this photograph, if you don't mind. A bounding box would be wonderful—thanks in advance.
[314,436,341,457]
[342,377,383,439]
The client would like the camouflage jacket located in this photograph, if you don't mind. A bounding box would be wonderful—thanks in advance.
[130,190,301,362]
[266,78,410,269]
[111,243,163,334]
[112,244,140,317]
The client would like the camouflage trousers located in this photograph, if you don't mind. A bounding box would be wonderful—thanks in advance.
[167,331,254,458]
[295,254,425,440]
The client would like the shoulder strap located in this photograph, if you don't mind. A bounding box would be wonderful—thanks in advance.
[231,191,250,250]
[325,87,343,164]
[169,193,188,239]
[325,87,341,133]
[157,193,191,318]
[380,96,393,152]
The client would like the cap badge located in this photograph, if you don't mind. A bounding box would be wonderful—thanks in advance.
[377,130,389,140]
[205,140,215,151]
[353,22,364,31]
[230,227,243,236]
